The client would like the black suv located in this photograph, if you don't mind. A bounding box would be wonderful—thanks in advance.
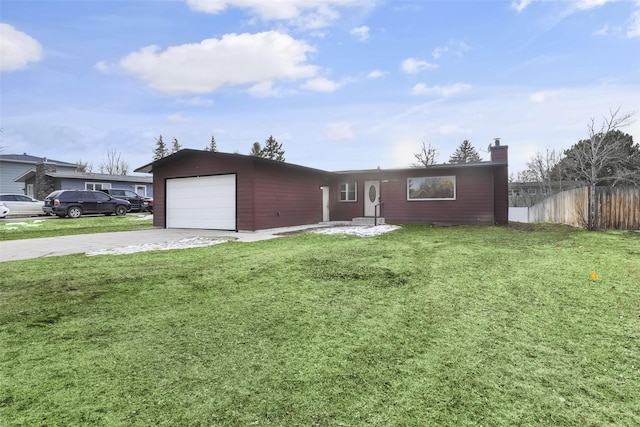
[43,190,131,218]
[100,189,152,212]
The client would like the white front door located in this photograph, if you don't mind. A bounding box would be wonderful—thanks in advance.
[364,180,380,217]
[322,186,330,222]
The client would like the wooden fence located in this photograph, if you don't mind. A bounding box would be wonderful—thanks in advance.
[528,186,640,230]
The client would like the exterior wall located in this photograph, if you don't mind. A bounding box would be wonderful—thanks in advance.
[152,152,331,231]
[151,153,256,230]
[330,167,498,225]
[252,162,329,230]
[0,162,30,194]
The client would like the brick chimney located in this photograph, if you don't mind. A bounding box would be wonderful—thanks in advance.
[35,162,57,200]
[490,138,508,163]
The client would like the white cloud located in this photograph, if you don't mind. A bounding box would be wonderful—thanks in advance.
[178,96,215,107]
[247,80,282,97]
[628,10,640,38]
[574,0,613,11]
[511,0,533,13]
[0,24,43,72]
[367,69,386,79]
[324,121,355,140]
[112,31,318,95]
[412,83,471,97]
[351,25,370,41]
[401,57,437,74]
[432,40,470,59]
[302,77,340,92]
[529,90,560,103]
[186,0,377,29]
[167,113,190,122]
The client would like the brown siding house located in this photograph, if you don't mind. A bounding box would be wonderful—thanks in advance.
[135,142,508,231]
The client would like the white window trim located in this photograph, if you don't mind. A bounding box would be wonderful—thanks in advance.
[85,182,112,190]
[339,182,357,202]
[407,176,456,201]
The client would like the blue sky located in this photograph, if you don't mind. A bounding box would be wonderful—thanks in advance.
[1,0,639,175]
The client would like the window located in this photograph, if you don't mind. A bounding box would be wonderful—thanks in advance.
[407,176,456,201]
[86,182,111,190]
[135,186,147,196]
[339,182,357,202]
[527,188,537,195]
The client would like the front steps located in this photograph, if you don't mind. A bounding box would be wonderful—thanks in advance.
[351,217,385,226]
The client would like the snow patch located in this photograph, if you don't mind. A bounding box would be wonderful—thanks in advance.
[313,225,400,237]
[86,237,228,256]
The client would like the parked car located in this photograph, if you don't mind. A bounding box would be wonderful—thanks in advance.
[100,189,152,212]
[0,203,9,218]
[43,190,131,218]
[0,194,45,217]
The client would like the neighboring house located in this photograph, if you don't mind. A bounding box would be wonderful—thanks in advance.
[508,181,581,207]
[14,163,153,201]
[135,141,508,231]
[0,154,77,196]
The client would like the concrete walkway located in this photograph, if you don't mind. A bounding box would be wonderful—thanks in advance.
[1,224,335,262]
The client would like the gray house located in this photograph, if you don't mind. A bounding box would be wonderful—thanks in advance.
[0,154,77,196]
[2,154,153,200]
[16,164,153,201]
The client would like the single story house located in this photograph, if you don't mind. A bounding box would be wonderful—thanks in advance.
[135,141,508,231]
[13,161,153,201]
[0,154,78,196]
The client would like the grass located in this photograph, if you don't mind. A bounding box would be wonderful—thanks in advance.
[0,214,154,241]
[1,223,639,426]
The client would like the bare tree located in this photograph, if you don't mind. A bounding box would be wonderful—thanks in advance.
[76,159,93,173]
[99,149,129,175]
[412,141,438,167]
[523,147,563,196]
[564,108,635,229]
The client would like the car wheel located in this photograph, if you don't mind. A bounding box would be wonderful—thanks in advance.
[67,206,82,218]
[115,205,127,216]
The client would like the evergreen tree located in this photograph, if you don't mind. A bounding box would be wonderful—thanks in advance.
[250,142,262,156]
[153,135,169,161]
[170,137,182,154]
[261,135,285,161]
[449,140,481,164]
[205,135,218,152]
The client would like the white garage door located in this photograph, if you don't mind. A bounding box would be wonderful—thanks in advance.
[166,174,236,230]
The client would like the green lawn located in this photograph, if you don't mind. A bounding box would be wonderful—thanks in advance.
[1,224,638,426]
[0,214,154,241]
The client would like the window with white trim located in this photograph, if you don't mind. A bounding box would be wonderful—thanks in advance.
[339,182,357,202]
[85,182,111,190]
[407,176,456,200]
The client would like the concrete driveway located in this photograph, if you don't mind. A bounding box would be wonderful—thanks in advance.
[0,225,329,262]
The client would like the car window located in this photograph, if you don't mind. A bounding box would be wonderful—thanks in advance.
[125,191,138,197]
[1,195,17,201]
[16,195,32,202]
[94,192,111,201]
[0,195,8,201]
[79,191,96,201]
[111,190,124,196]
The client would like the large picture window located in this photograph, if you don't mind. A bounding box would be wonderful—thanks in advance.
[339,182,357,202]
[407,176,456,200]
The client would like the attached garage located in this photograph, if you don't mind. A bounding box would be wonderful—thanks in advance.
[166,174,236,230]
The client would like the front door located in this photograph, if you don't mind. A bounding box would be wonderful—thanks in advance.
[364,180,380,217]
[322,186,330,222]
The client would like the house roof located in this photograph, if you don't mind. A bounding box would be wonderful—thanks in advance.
[134,149,336,176]
[14,170,152,183]
[135,149,507,175]
[0,153,77,167]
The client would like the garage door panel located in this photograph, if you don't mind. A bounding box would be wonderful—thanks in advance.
[166,175,236,230]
